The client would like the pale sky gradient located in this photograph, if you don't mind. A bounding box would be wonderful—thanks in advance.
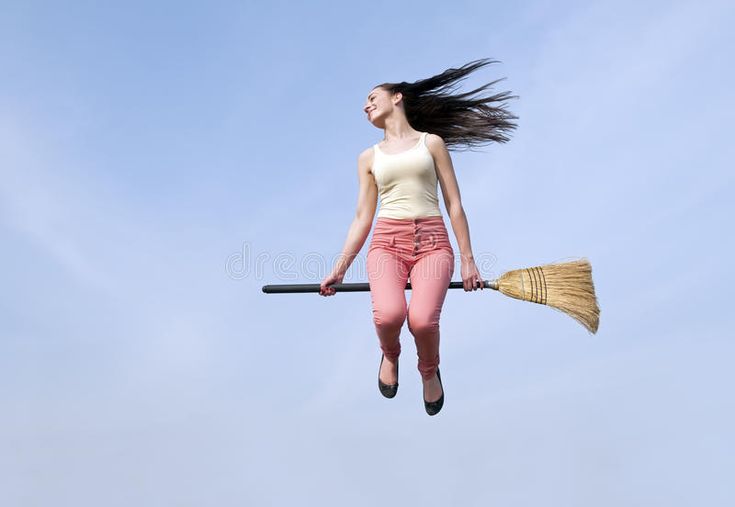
[1,1,734,505]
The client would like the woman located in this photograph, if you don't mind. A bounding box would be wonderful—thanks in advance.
[319,58,518,416]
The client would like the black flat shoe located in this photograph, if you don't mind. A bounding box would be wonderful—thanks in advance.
[424,368,444,416]
[378,354,398,398]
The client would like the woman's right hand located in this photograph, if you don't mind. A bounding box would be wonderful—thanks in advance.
[319,271,344,297]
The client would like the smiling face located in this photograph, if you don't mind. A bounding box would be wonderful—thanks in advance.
[363,86,401,128]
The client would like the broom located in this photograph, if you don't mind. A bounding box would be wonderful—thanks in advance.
[262,257,600,334]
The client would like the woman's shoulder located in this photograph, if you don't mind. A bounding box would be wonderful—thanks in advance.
[358,145,376,163]
[424,133,448,158]
[358,145,376,174]
[360,143,376,154]
[424,132,446,147]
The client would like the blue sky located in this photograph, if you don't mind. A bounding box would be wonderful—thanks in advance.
[1,0,733,505]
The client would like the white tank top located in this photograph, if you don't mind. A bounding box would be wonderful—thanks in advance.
[372,132,442,220]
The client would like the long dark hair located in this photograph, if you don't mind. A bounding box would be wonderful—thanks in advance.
[376,58,519,151]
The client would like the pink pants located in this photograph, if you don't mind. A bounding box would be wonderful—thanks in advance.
[367,216,455,380]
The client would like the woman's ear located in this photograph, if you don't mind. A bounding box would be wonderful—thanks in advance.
[391,91,403,106]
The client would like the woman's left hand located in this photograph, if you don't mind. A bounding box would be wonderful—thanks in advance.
[460,255,484,292]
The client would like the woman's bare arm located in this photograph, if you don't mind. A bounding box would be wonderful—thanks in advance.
[426,133,475,262]
[427,133,484,291]
[331,148,377,277]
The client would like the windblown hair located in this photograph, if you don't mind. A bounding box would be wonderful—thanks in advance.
[375,58,519,151]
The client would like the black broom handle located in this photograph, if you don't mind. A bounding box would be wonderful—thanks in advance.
[262,280,497,293]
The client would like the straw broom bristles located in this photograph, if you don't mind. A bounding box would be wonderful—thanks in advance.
[495,257,600,334]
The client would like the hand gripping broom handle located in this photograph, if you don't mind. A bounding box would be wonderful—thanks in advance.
[261,280,499,293]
